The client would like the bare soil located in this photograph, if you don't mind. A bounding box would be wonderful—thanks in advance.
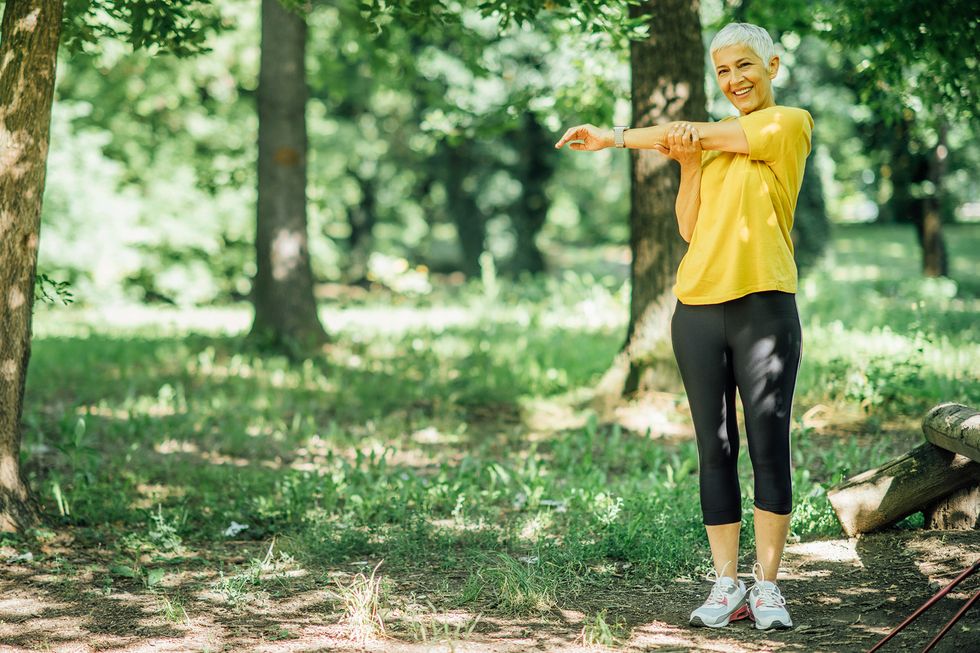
[1,528,977,652]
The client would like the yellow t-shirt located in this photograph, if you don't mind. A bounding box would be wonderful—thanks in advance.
[673,105,813,305]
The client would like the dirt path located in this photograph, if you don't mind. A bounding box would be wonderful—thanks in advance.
[1,530,976,652]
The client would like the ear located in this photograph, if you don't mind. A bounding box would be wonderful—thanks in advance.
[768,55,780,80]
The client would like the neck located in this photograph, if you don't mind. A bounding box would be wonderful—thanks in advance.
[742,94,776,115]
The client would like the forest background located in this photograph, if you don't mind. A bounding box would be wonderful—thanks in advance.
[0,0,978,650]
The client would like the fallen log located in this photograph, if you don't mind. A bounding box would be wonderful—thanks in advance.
[924,485,980,530]
[828,403,980,536]
[827,444,980,537]
[921,404,980,529]
[922,403,980,463]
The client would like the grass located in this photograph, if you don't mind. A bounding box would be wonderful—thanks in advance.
[334,560,391,643]
[579,608,629,648]
[11,222,980,634]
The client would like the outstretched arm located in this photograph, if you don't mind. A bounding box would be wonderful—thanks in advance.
[555,120,748,155]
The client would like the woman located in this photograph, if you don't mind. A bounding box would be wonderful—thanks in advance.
[554,23,812,631]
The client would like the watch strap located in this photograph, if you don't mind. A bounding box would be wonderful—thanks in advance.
[614,125,629,148]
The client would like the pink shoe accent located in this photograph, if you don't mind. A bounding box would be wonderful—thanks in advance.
[730,605,751,621]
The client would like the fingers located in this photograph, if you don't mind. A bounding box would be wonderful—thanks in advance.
[554,127,572,149]
[668,122,701,151]
[555,124,587,149]
[555,127,572,149]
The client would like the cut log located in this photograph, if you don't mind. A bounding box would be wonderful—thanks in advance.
[924,485,980,530]
[827,444,980,537]
[922,403,980,463]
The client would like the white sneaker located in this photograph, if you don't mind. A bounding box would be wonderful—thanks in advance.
[747,562,793,630]
[689,568,749,628]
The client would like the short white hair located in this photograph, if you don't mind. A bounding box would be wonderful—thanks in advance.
[709,22,775,64]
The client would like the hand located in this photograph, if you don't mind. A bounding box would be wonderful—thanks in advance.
[554,123,613,151]
[653,122,701,166]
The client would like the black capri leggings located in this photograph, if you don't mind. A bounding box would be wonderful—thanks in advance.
[670,290,802,526]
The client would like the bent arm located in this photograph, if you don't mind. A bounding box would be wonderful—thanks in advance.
[675,164,701,242]
[623,120,748,155]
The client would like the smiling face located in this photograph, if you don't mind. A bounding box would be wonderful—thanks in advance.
[712,43,779,115]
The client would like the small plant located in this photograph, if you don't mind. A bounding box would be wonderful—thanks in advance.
[405,600,482,651]
[333,560,390,643]
[108,561,168,589]
[212,538,293,606]
[459,552,559,616]
[578,608,629,648]
[160,593,191,625]
[120,504,185,555]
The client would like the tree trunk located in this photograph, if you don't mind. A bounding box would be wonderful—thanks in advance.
[345,166,376,285]
[919,119,948,277]
[251,0,327,354]
[0,0,64,532]
[445,143,486,278]
[508,112,553,275]
[611,0,706,396]
[878,115,948,276]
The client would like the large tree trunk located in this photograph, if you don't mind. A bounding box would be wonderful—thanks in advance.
[606,0,706,396]
[0,0,64,532]
[508,112,554,275]
[251,0,327,353]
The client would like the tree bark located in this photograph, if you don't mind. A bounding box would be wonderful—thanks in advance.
[924,485,980,530]
[922,403,980,464]
[0,0,64,532]
[251,0,327,354]
[508,112,553,275]
[611,0,706,396]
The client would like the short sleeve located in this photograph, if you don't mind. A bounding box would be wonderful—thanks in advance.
[737,106,813,164]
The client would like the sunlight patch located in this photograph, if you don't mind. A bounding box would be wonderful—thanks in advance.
[786,539,863,565]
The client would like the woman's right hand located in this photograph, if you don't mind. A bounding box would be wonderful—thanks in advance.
[653,122,701,166]
[554,124,613,151]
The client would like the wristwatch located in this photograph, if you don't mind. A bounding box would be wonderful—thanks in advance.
[614,125,629,148]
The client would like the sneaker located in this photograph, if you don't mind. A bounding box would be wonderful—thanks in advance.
[747,562,793,630]
[689,568,749,628]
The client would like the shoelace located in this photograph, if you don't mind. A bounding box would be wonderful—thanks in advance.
[751,561,786,608]
[704,562,736,605]
[705,580,735,605]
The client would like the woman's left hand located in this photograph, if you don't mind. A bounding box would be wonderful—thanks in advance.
[653,122,701,166]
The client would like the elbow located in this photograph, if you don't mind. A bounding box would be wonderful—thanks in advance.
[678,227,692,243]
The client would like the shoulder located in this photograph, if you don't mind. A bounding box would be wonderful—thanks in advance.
[768,106,813,132]
[738,106,813,149]
[742,105,812,127]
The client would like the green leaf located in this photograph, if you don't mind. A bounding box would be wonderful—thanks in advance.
[146,568,166,587]
[110,564,138,578]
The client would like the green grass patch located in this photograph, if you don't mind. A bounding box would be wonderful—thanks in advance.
[19,223,979,618]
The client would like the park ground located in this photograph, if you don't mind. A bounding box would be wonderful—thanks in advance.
[1,224,978,652]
